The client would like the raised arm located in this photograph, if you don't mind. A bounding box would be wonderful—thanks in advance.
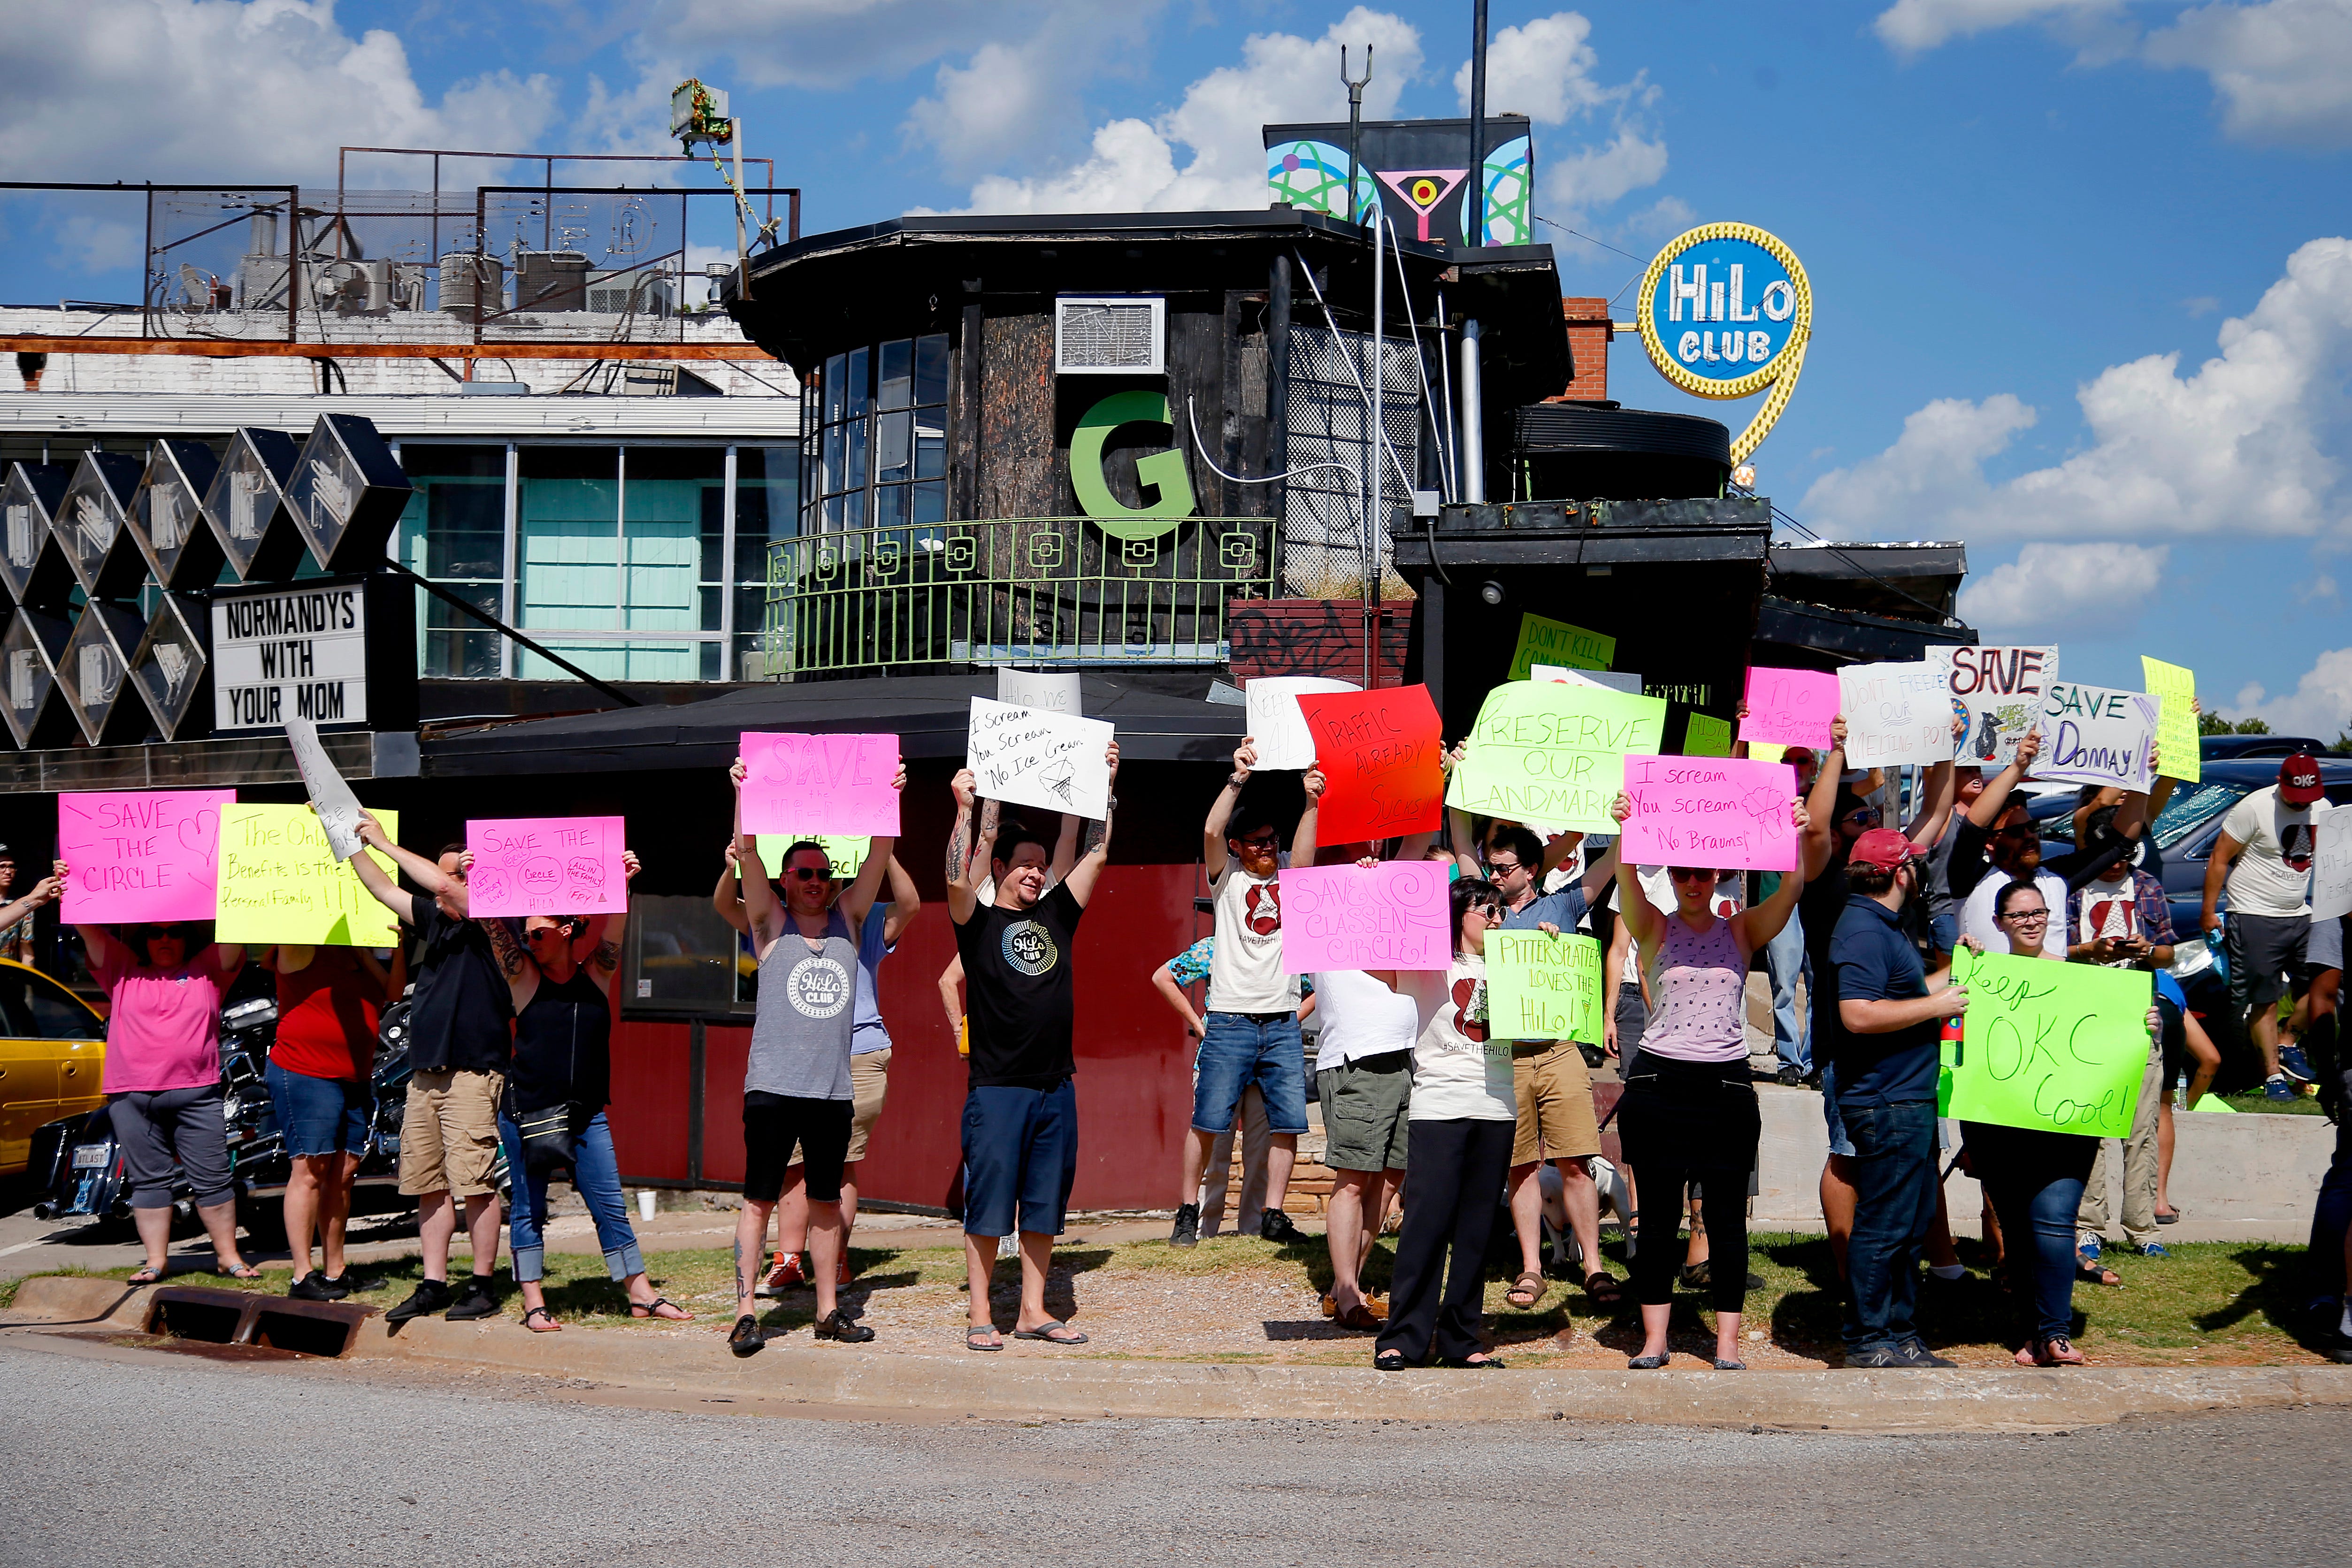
[837,763,906,927]
[0,865,63,942]
[730,760,784,949]
[481,914,537,1012]
[1203,740,1255,879]
[1733,802,1812,951]
[945,768,993,925]
[1291,765,1325,867]
[1905,754,1959,849]
[1050,812,1080,886]
[352,814,460,919]
[1605,794,1662,952]
[712,840,749,935]
[881,854,922,945]
[1964,728,2042,830]
[570,849,638,968]
[1574,834,1619,908]
[1061,741,1121,908]
[1803,719,1847,880]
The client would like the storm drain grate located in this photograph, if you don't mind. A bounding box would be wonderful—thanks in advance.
[144,1285,373,1357]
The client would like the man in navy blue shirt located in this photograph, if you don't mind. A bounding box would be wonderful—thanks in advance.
[1829,828,1970,1368]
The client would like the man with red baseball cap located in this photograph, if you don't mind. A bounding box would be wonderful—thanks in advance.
[1825,826,1970,1368]
[2204,753,2327,1099]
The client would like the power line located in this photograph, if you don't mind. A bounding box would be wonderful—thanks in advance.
[1531,213,1646,264]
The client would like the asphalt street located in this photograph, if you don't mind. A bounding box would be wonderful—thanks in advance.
[3,1333,2346,1568]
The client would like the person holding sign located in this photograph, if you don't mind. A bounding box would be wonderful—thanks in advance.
[724,756,904,1355]
[258,940,402,1301]
[347,822,514,1325]
[947,742,1119,1351]
[0,846,62,966]
[1606,792,1810,1369]
[62,893,255,1285]
[1373,877,1516,1371]
[1170,739,1310,1250]
[1961,881,2164,1366]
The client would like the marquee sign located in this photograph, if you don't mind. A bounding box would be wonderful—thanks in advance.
[212,578,372,733]
[1635,222,1812,466]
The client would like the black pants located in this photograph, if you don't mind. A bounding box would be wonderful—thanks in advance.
[1616,1057,1760,1314]
[1375,1117,1516,1364]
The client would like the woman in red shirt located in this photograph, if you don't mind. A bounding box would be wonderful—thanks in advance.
[260,943,403,1300]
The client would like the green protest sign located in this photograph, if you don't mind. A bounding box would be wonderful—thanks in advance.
[752,834,870,880]
[1940,946,2151,1139]
[1445,680,1667,833]
[1484,928,1605,1044]
[1682,713,1733,757]
[1507,613,1615,680]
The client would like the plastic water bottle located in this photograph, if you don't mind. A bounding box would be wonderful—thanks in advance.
[2204,928,2230,987]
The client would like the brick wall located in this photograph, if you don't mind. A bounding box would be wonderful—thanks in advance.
[1549,295,1613,403]
[1227,597,1411,684]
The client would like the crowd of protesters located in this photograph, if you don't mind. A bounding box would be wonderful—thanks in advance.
[23,698,2350,1377]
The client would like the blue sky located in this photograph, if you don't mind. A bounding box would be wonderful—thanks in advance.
[3,1,2348,734]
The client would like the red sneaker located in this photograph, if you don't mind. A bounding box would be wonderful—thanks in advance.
[765,1251,807,1291]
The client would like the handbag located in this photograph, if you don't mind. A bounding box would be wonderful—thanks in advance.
[514,1101,584,1174]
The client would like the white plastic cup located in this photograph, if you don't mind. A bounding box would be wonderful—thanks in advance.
[637,1189,657,1221]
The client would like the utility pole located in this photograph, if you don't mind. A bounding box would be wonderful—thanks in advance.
[1341,46,1371,225]
[1468,0,1488,244]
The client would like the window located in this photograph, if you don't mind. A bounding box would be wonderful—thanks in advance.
[394,444,506,677]
[805,334,948,535]
[624,895,749,1013]
[734,446,797,680]
[0,965,100,1039]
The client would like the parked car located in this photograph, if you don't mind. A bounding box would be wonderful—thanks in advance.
[2200,734,2328,762]
[0,959,107,1177]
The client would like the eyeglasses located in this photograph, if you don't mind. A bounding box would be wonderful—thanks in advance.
[1842,806,1882,825]
[1998,909,2050,924]
[787,865,835,882]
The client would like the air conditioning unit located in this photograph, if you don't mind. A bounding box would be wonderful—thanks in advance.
[1055,295,1164,375]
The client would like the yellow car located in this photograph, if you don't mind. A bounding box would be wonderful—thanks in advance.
[0,958,105,1175]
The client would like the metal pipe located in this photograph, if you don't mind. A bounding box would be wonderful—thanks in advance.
[1365,187,1385,685]
[1268,253,1292,535]
[1433,286,1459,499]
[1469,0,1489,245]
[1460,318,1485,504]
[378,559,643,707]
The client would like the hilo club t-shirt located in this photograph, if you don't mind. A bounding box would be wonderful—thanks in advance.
[1207,861,1297,1014]
[745,908,858,1101]
[955,881,1084,1091]
[2222,785,2319,918]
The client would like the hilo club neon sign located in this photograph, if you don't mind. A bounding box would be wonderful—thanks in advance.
[1634,222,1813,467]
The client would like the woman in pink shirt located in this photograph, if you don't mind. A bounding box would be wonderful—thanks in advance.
[67,881,252,1283]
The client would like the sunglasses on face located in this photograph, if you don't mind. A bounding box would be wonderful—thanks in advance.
[1235,833,1279,850]
[1843,807,1882,826]
[1466,903,1503,922]
[1993,826,2038,843]
[526,925,573,942]
[1669,868,1716,884]
[1486,858,1526,877]
[147,926,187,940]
[788,865,835,882]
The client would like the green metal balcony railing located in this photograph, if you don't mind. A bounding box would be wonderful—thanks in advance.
[763,515,1279,677]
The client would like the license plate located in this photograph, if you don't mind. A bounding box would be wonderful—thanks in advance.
[71,1145,110,1170]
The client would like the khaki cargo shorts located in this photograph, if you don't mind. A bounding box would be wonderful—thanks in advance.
[792,1048,892,1168]
[397,1068,505,1198]
[1510,1041,1601,1167]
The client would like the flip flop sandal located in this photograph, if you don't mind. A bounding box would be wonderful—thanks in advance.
[1011,1321,1088,1345]
[1320,1293,1338,1319]
[522,1307,561,1333]
[218,1263,263,1281]
[965,1326,1004,1352]
[1584,1271,1626,1305]
[2154,1209,2183,1225]
[631,1296,689,1320]
[1506,1271,1545,1309]
[2076,1262,2123,1288]
[126,1266,164,1285]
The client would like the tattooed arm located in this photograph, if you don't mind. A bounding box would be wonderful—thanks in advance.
[946,767,991,926]
[1062,740,1120,909]
[481,913,539,1014]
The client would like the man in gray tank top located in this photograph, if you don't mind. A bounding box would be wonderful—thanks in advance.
[725,755,903,1356]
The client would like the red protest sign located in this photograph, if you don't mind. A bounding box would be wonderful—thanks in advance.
[1297,684,1443,844]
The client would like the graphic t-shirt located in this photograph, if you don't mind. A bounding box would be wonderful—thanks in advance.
[955,881,1083,1091]
[1207,862,1296,1013]
[746,909,858,1101]
[2070,869,2175,966]
[92,942,237,1094]
[2222,785,2317,917]
[1398,957,1516,1121]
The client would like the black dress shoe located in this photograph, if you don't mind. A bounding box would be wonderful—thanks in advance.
[288,1272,341,1301]
[728,1314,767,1358]
[323,1271,386,1295]
[1259,1209,1304,1244]
[444,1278,501,1321]
[814,1308,875,1343]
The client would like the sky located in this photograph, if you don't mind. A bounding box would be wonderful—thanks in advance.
[0,0,2348,736]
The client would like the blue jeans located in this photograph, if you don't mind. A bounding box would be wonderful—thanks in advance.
[1192,1012,1308,1135]
[496,1110,645,1284]
[1966,1122,2094,1342]
[1763,916,1807,1075]
[1839,1097,1941,1354]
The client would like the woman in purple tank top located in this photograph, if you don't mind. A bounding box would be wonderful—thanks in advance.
[1607,789,1810,1370]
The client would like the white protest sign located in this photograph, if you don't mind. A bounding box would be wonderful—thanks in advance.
[996,667,1081,716]
[966,697,1115,820]
[2029,682,2159,791]
[2310,803,2352,922]
[1244,676,1356,770]
[1930,645,2059,768]
[1837,661,1955,769]
[1532,665,1644,693]
[284,716,367,861]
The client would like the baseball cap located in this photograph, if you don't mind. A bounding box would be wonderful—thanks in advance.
[1847,827,1925,870]
[2279,753,2324,806]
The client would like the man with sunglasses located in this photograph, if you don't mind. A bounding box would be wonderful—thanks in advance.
[1950,729,2150,960]
[1172,739,1310,1248]
[349,821,513,1324]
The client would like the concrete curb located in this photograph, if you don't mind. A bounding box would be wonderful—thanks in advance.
[13,1275,2348,1432]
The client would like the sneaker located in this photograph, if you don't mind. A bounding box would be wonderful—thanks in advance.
[1169,1202,1200,1248]
[813,1307,875,1344]
[1774,1065,1805,1088]
[1259,1209,1304,1244]
[383,1278,452,1323]
[287,1272,341,1302]
[2280,1044,2315,1085]
[322,1271,385,1295]
[444,1277,500,1321]
[2138,1241,2172,1259]
[1844,1344,1911,1369]
[2265,1074,2295,1101]
[728,1314,766,1358]
[2076,1235,2104,1268]
[764,1250,807,1293]
[1892,1338,1959,1369]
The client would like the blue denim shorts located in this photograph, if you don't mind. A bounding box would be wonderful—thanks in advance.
[1192,1012,1308,1135]
[265,1059,371,1159]
[960,1079,1079,1238]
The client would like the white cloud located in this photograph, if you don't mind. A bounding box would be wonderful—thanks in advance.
[647,0,1020,91]
[1873,0,2122,56]
[2142,0,2352,147]
[2227,646,2352,737]
[1452,13,1613,124]
[1956,542,2168,632]
[903,9,1159,181]
[953,7,1425,214]
[1545,125,1669,213]
[1802,237,2352,542]
[0,0,559,184]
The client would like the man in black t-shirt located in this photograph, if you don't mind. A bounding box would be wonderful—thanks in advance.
[947,742,1118,1351]
[350,817,514,1324]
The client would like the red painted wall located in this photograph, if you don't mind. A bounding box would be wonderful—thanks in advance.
[606,863,1207,1213]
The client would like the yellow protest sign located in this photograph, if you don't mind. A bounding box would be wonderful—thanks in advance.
[216,804,400,947]
[1445,679,1667,833]
[1507,613,1615,680]
[1682,713,1733,757]
[2141,657,2200,783]
[1484,929,1605,1044]
[752,834,870,880]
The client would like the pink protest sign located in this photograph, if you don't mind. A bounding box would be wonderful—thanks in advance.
[58,789,235,923]
[1740,666,1840,750]
[1618,755,1800,872]
[466,816,628,917]
[738,732,901,836]
[1278,860,1452,973]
